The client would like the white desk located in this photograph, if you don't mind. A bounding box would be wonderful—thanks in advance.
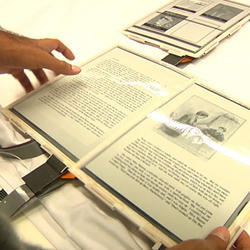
[0,0,249,249]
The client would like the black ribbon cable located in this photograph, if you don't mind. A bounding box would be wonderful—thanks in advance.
[0,189,7,201]
[161,54,194,66]
[0,155,68,217]
[0,140,45,159]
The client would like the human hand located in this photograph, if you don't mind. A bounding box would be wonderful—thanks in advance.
[168,227,250,250]
[0,30,81,92]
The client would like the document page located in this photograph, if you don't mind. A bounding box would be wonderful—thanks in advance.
[85,84,250,241]
[124,0,250,58]
[9,47,192,162]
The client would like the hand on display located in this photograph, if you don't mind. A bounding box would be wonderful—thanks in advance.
[0,29,81,92]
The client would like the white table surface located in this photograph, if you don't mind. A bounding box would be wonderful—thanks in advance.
[0,0,249,248]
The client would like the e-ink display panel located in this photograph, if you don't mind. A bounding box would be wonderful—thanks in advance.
[144,12,187,32]
[202,4,243,22]
[124,0,250,57]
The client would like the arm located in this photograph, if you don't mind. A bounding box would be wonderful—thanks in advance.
[0,28,81,92]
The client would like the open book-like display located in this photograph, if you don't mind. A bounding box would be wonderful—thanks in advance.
[2,46,249,248]
[123,0,250,58]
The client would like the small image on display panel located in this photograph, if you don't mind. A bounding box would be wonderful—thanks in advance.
[174,0,214,12]
[144,12,187,32]
[202,4,243,22]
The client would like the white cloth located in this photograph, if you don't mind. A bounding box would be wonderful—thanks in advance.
[0,112,152,249]
[0,111,27,148]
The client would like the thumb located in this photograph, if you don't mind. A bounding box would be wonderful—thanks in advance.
[205,226,230,250]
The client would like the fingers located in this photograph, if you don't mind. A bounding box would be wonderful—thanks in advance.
[54,39,75,60]
[31,69,48,85]
[11,68,49,93]
[11,37,81,75]
[3,34,81,90]
[37,51,81,75]
[28,40,81,75]
[167,227,230,250]
[11,70,33,92]
[37,38,75,60]
[11,69,50,93]
[234,231,250,250]
[205,226,230,250]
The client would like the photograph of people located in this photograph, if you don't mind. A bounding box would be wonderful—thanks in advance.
[202,126,227,142]
[157,96,244,159]
[160,110,209,137]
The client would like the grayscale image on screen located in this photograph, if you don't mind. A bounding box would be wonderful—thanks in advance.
[156,95,245,160]
[202,4,243,22]
[143,12,186,32]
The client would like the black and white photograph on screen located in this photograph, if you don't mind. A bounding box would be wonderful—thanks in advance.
[157,96,245,160]
[143,12,186,32]
[202,3,243,22]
